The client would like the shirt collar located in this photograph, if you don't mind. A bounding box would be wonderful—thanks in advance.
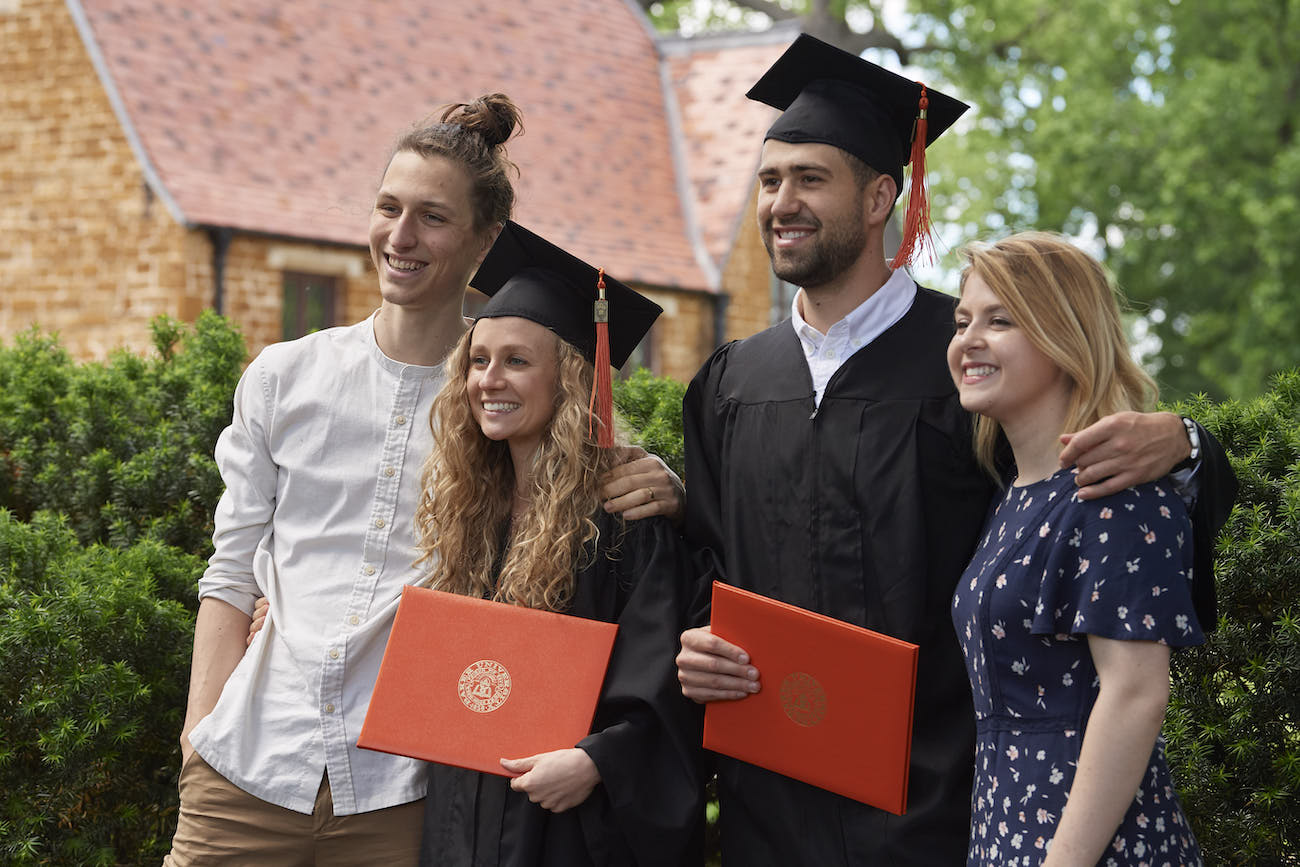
[790,267,917,348]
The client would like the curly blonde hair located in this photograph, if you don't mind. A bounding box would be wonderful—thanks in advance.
[959,231,1158,475]
[414,325,622,611]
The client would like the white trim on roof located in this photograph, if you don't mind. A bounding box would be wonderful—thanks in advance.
[655,20,802,55]
[64,0,188,226]
[657,59,721,292]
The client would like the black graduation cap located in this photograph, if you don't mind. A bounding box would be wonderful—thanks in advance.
[470,221,662,446]
[747,34,970,267]
[471,221,661,368]
[747,33,968,190]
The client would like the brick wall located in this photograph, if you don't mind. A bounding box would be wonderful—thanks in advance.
[0,0,380,363]
[642,286,716,384]
[217,236,374,361]
[0,0,204,358]
[719,185,776,343]
[0,0,735,380]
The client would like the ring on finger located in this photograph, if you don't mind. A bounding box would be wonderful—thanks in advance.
[645,487,655,502]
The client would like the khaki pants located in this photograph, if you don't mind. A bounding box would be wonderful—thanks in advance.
[164,754,423,866]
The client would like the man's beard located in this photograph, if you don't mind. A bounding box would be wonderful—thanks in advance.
[762,209,867,289]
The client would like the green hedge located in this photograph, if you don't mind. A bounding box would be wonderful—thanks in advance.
[1166,371,1300,864]
[0,315,240,864]
[614,367,687,479]
[0,511,200,865]
[0,312,244,561]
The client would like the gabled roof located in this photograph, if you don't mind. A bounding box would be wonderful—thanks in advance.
[70,0,737,291]
[659,26,795,270]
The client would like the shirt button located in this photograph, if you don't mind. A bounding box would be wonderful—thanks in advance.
[395,415,407,425]
[329,648,339,660]
[363,565,376,575]
[348,615,360,626]
[374,518,386,529]
[325,703,335,714]
[383,466,395,477]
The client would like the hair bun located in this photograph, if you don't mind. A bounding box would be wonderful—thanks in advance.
[441,93,523,149]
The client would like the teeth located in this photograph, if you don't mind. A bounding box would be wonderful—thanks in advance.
[966,365,997,377]
[777,229,811,239]
[387,255,424,272]
[482,402,519,412]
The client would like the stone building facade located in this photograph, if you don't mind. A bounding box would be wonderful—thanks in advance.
[1,0,796,382]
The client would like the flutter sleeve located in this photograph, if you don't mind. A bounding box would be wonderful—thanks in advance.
[1030,481,1206,648]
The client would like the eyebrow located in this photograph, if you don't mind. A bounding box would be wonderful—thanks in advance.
[469,343,537,355]
[375,191,452,211]
[757,161,834,176]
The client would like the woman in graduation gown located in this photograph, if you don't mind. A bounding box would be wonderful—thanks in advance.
[411,222,704,867]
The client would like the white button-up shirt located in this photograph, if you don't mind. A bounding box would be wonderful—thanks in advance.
[190,314,442,815]
[791,268,917,406]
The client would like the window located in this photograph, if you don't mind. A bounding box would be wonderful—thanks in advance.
[282,272,338,339]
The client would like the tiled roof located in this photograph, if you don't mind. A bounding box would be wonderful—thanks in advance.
[661,29,794,270]
[73,0,721,291]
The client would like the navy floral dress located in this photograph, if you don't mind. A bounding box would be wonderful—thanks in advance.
[951,468,1204,866]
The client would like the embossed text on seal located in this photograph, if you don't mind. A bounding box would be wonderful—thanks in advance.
[780,672,827,727]
[458,660,512,713]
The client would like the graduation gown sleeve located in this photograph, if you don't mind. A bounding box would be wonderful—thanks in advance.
[575,514,705,867]
[1183,419,1237,629]
[681,341,738,625]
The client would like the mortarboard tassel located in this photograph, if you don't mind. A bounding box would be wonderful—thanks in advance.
[890,85,933,271]
[588,268,614,448]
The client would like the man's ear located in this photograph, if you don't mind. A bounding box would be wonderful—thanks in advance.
[865,174,898,227]
[474,221,505,267]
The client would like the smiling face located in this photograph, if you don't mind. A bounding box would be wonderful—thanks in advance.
[948,272,1070,432]
[466,316,560,467]
[368,150,494,311]
[756,139,872,290]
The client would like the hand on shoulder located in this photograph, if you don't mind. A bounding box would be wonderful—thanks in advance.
[1059,411,1191,500]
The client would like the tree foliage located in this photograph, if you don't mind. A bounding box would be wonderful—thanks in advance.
[919,0,1300,401]
[642,0,1300,401]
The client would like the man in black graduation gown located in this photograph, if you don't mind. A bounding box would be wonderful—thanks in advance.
[675,34,1235,866]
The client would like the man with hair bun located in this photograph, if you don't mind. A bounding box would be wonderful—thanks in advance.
[164,96,684,865]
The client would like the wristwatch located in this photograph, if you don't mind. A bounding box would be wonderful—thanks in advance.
[1174,416,1200,471]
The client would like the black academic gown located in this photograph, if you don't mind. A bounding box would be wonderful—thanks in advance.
[682,285,1235,866]
[421,512,705,867]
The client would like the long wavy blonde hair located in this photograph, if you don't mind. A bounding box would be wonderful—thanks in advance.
[960,231,1158,475]
[414,324,622,611]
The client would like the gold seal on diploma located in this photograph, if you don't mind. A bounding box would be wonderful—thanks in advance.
[780,671,827,727]
[458,660,512,713]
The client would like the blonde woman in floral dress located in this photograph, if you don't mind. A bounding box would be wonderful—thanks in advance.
[947,232,1204,867]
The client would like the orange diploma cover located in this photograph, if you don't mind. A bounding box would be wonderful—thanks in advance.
[702,581,919,814]
[358,585,618,776]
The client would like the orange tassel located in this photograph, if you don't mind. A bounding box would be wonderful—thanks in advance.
[890,85,933,271]
[588,268,614,447]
